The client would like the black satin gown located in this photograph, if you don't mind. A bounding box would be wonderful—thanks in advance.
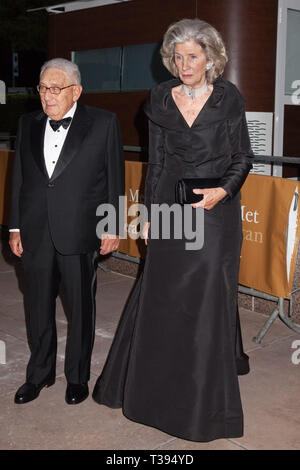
[93,77,253,442]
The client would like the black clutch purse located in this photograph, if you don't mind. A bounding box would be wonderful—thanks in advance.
[175,178,221,205]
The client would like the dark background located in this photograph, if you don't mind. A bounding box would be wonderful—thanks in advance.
[0,0,73,87]
[1,0,299,176]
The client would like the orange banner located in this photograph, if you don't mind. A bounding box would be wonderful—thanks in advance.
[239,174,300,299]
[2,153,299,299]
[119,163,300,299]
[118,161,147,259]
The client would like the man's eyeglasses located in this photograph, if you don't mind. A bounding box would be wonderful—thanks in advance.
[37,84,75,95]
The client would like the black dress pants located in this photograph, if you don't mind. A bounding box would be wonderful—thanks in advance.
[21,225,98,386]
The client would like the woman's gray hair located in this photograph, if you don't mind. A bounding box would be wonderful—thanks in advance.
[40,58,81,85]
[160,18,228,84]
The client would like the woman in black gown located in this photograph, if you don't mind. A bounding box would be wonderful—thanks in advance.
[93,18,253,442]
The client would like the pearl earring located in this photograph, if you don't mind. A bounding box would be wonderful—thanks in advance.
[206,63,213,71]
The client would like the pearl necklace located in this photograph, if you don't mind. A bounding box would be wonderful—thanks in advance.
[182,82,208,100]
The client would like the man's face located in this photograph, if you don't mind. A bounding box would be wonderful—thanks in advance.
[39,67,82,120]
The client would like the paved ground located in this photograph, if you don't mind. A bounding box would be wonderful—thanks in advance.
[1,242,300,450]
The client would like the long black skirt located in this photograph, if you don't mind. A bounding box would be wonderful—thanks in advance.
[93,194,249,442]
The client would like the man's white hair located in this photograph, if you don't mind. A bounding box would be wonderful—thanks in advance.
[40,58,81,85]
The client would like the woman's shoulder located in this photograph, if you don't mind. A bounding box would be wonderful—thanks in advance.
[146,79,179,103]
[150,78,179,93]
[214,77,245,108]
[144,79,180,122]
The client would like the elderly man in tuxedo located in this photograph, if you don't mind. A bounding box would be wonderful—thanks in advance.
[9,58,124,405]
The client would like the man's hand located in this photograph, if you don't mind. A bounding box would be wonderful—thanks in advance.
[9,232,23,257]
[100,234,120,255]
[191,187,227,210]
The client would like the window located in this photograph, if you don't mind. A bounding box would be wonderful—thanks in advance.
[285,8,300,95]
[72,42,172,93]
[72,47,122,92]
[122,42,171,91]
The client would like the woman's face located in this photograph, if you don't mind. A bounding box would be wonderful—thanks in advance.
[174,40,208,88]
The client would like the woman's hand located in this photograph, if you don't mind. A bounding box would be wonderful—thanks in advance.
[191,187,227,210]
[142,222,150,245]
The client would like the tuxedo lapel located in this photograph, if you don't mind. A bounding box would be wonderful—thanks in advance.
[30,111,48,178]
[50,104,93,182]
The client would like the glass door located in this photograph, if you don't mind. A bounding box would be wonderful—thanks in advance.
[274,0,300,177]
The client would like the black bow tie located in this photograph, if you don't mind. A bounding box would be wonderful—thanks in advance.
[49,117,72,132]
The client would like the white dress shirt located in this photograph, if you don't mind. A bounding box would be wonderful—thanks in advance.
[44,102,77,178]
[10,102,77,232]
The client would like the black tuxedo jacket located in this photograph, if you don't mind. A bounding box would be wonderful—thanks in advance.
[9,103,124,254]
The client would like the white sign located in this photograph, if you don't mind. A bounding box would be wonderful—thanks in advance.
[246,112,273,176]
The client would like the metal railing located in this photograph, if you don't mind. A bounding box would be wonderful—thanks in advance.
[114,148,300,342]
[2,139,300,340]
[124,145,300,165]
[2,140,300,165]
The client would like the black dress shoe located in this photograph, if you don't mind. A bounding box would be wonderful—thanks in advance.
[14,379,55,404]
[65,383,89,405]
